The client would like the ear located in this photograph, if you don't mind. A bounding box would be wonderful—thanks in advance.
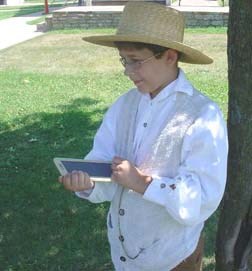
[164,49,179,65]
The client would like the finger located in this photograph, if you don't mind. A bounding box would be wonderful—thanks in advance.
[77,171,86,188]
[82,171,89,180]
[111,172,122,184]
[71,171,81,189]
[83,172,93,188]
[113,156,123,164]
[111,173,117,182]
[111,163,119,170]
[61,174,74,190]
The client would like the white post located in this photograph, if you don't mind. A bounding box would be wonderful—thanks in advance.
[85,0,92,6]
[166,0,171,6]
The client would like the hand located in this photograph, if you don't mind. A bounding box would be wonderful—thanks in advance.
[111,157,152,194]
[58,170,94,192]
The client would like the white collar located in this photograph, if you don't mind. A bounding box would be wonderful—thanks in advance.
[141,68,194,103]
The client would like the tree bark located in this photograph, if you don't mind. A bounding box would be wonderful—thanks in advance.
[78,0,84,6]
[215,1,252,271]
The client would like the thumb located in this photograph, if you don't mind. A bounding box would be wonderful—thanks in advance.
[113,156,124,164]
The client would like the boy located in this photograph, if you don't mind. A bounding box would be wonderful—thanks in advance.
[58,2,228,270]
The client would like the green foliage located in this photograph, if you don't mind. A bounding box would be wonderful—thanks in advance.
[218,0,229,6]
[0,29,228,270]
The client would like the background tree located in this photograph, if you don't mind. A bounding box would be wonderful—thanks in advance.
[78,0,85,6]
[78,0,92,6]
[215,1,252,270]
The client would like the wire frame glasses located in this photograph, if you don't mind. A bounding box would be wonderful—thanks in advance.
[119,53,161,70]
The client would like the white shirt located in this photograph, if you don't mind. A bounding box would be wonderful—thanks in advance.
[76,69,228,270]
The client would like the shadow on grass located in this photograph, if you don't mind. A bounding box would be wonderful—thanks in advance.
[202,212,219,271]
[0,95,218,271]
[0,97,114,271]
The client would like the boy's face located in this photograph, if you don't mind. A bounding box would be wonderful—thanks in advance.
[119,47,178,98]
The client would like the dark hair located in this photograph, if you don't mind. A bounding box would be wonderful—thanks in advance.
[114,41,168,59]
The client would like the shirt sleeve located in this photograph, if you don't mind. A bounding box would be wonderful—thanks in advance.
[143,103,228,226]
[75,181,118,203]
[75,96,125,203]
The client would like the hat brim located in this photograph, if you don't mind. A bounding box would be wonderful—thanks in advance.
[83,34,213,65]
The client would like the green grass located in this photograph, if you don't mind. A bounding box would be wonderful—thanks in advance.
[186,27,227,34]
[0,2,64,20]
[24,0,74,3]
[25,0,44,2]
[26,14,47,25]
[0,28,228,271]
[0,5,44,20]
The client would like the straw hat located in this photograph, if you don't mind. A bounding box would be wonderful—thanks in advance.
[83,1,213,64]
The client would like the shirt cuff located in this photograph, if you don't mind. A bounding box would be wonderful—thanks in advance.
[75,188,94,199]
[143,177,176,206]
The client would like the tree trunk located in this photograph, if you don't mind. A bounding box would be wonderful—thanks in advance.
[78,0,84,6]
[215,1,252,271]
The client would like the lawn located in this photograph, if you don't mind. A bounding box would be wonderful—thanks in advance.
[0,4,44,20]
[0,28,228,271]
[0,1,66,20]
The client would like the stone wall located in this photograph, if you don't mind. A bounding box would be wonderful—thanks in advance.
[50,7,123,29]
[91,0,165,5]
[45,6,229,30]
[184,11,228,27]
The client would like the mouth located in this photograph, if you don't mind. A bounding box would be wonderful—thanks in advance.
[133,80,143,86]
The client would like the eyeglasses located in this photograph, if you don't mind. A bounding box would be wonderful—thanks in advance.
[119,53,161,70]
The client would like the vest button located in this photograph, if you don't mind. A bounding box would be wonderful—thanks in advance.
[119,209,125,216]
[143,122,147,128]
[160,183,166,189]
[120,256,126,262]
[170,184,176,190]
[119,235,124,242]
